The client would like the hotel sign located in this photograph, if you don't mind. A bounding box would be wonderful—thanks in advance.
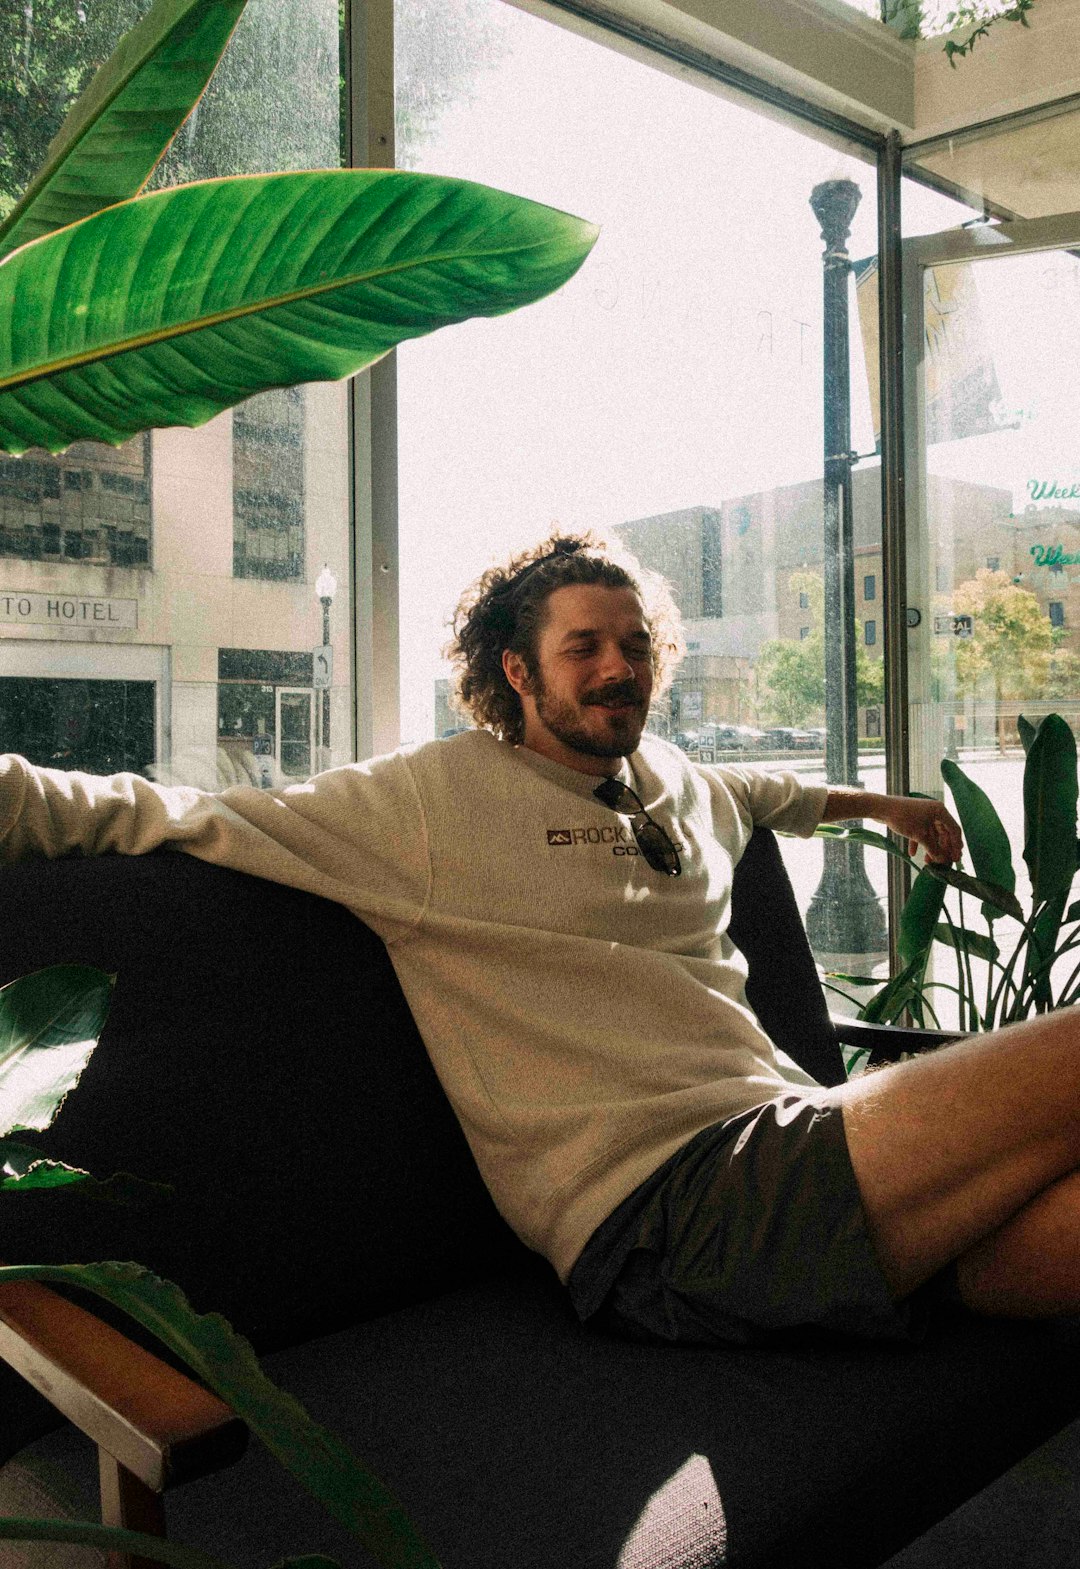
[0,592,137,629]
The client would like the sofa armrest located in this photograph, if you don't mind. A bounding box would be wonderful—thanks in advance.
[830,1013,968,1065]
[0,1276,248,1492]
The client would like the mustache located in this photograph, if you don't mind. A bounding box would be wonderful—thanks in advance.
[583,683,643,707]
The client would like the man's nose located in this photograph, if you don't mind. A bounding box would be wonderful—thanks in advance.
[596,644,636,681]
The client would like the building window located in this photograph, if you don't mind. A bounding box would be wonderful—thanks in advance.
[799,626,810,641]
[0,437,151,568]
[233,386,306,581]
[986,556,1000,572]
[701,510,722,617]
[863,573,876,601]
[1049,601,1065,628]
[798,590,809,609]
[864,619,876,645]
[0,676,154,774]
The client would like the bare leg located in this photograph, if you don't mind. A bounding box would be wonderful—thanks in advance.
[836,1005,1080,1310]
[953,1169,1080,1316]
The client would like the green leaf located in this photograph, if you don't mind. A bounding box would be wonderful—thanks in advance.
[858,957,923,1025]
[0,967,114,1136]
[0,0,250,261]
[0,170,598,454]
[1018,715,1038,754]
[1067,899,1080,924]
[923,862,1025,923]
[931,924,999,963]
[0,1517,234,1568]
[823,972,883,987]
[1023,714,1079,909]
[814,822,912,861]
[941,756,1016,923]
[0,1263,439,1569]
[898,867,947,966]
[0,1139,168,1203]
[1028,891,1068,1010]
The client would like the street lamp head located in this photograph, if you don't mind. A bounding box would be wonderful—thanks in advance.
[315,565,337,603]
[809,179,863,248]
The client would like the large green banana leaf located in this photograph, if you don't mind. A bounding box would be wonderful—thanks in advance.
[941,756,1016,923]
[0,966,114,1135]
[0,169,598,454]
[0,0,249,262]
[1023,713,1078,909]
[897,865,947,966]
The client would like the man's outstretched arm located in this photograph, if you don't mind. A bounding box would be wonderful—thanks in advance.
[820,787,963,866]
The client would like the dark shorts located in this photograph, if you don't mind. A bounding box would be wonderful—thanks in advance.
[569,1092,937,1347]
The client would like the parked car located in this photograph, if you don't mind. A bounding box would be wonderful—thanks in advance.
[763,727,796,749]
[711,725,763,752]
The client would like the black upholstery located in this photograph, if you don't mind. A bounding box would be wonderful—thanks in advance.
[729,827,846,1087]
[1,834,1079,1568]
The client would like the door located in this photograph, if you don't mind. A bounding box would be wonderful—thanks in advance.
[901,212,1080,1020]
[275,687,314,780]
[904,212,1080,789]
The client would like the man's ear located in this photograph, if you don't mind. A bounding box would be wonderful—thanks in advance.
[502,648,531,697]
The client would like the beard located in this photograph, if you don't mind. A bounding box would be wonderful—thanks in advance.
[531,674,646,760]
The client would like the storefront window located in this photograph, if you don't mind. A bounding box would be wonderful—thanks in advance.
[394,0,885,970]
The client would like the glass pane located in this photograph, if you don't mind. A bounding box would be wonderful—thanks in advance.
[394,0,887,979]
[906,103,1080,224]
[907,242,1080,1024]
[0,0,351,791]
[278,690,313,779]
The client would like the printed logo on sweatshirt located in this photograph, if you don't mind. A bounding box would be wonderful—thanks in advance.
[548,824,634,847]
[547,824,687,858]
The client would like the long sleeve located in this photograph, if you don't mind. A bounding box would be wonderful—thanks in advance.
[708,763,827,840]
[0,752,431,945]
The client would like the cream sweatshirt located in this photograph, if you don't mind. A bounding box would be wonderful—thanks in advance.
[0,731,828,1280]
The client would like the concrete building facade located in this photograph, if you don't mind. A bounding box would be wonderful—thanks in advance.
[0,384,351,789]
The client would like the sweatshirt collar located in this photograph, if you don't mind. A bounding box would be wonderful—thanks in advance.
[512,742,635,801]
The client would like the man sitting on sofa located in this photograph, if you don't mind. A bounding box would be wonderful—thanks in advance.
[1,531,1077,1348]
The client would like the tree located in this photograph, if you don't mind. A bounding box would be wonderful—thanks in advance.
[943,568,1055,751]
[755,570,883,728]
[0,0,512,222]
[0,0,147,221]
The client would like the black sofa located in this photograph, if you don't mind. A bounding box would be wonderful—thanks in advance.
[1,833,1078,1568]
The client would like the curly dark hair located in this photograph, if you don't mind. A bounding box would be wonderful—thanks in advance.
[445,530,686,744]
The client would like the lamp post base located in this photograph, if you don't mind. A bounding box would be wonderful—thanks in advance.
[806,835,888,955]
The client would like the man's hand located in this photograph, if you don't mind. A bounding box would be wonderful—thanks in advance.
[821,788,963,865]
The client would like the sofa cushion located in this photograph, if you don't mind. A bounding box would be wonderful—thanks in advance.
[3,1258,1079,1569]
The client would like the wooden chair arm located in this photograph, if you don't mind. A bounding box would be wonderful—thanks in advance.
[831,1013,968,1064]
[0,1275,248,1492]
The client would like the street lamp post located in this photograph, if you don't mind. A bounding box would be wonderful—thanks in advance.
[315,564,336,774]
[805,179,887,957]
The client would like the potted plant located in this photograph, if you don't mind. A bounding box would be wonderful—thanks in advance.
[822,713,1079,1056]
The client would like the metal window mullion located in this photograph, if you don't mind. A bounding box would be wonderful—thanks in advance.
[877,130,909,975]
[345,0,399,762]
